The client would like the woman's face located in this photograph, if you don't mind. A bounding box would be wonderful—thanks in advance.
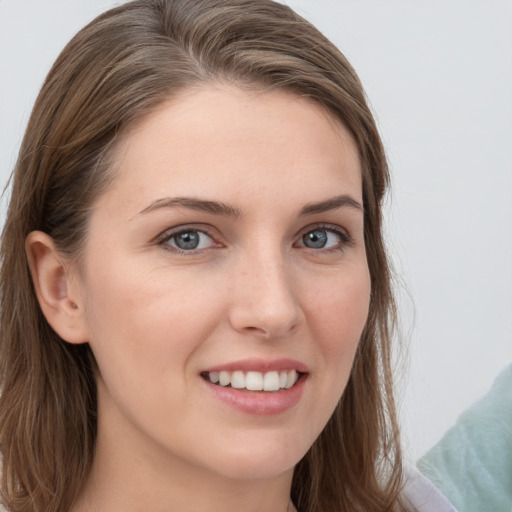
[73,86,371,481]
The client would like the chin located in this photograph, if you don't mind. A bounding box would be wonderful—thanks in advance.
[201,434,310,481]
[213,458,296,482]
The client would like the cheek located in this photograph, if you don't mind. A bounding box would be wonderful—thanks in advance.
[82,264,224,382]
[291,263,370,447]
[303,263,371,373]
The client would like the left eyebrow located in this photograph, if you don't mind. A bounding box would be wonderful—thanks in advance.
[299,195,363,216]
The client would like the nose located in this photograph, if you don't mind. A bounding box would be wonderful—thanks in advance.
[228,251,303,340]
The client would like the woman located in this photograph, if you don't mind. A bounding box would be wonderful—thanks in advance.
[1,1,405,511]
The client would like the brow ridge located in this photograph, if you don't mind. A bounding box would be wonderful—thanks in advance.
[299,195,363,216]
[138,197,242,218]
[138,194,362,219]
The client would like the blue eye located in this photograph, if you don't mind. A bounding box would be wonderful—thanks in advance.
[302,229,329,249]
[298,227,349,250]
[164,229,215,251]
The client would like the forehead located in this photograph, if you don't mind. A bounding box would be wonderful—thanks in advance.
[99,85,362,216]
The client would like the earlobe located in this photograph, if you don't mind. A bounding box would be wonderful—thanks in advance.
[25,231,89,344]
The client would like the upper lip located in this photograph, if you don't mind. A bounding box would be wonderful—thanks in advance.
[202,358,309,374]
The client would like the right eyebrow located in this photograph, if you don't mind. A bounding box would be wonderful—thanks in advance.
[137,196,242,218]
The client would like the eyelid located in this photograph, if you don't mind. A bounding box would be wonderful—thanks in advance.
[294,223,354,251]
[154,224,223,254]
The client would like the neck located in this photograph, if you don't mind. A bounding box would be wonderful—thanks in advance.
[72,394,295,512]
[74,466,294,512]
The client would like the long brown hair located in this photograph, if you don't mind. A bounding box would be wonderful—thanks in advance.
[0,1,403,511]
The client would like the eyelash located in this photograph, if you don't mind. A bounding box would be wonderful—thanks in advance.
[155,223,354,255]
[156,226,219,256]
[295,224,354,253]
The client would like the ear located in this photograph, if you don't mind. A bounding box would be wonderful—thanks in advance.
[25,231,89,344]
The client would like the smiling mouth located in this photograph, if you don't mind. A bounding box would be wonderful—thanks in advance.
[201,370,301,392]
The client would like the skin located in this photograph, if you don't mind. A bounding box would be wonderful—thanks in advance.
[27,85,371,512]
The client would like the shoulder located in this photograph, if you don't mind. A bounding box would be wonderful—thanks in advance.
[418,363,512,512]
[401,467,458,512]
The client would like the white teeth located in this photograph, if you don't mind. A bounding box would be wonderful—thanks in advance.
[231,371,245,389]
[263,371,280,391]
[207,369,300,391]
[219,371,230,386]
[245,371,263,391]
[285,370,298,389]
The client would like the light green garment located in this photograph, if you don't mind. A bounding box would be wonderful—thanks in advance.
[418,363,512,512]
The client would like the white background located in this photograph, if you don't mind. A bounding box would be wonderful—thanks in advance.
[1,0,511,462]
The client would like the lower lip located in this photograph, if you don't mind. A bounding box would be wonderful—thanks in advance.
[202,375,307,415]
